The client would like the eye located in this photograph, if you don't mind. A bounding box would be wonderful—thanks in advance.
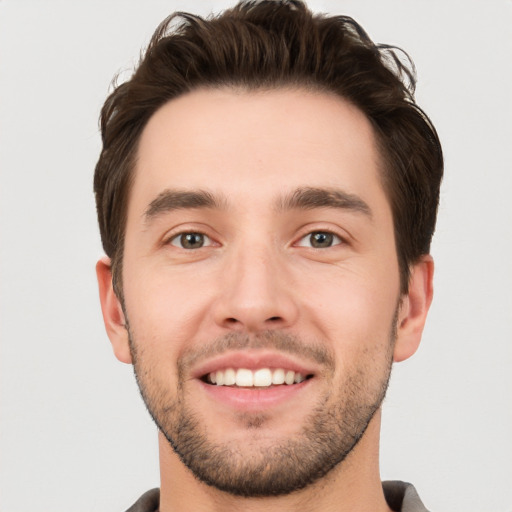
[296,231,343,248]
[169,232,213,249]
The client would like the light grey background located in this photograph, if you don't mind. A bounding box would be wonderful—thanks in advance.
[1,1,510,511]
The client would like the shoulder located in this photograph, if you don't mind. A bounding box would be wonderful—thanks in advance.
[124,488,160,512]
[383,481,430,512]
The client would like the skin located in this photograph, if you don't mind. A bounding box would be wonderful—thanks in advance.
[97,88,433,512]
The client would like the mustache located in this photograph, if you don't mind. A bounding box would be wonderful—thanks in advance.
[178,331,336,374]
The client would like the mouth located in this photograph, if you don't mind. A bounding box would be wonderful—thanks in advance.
[201,367,313,388]
[191,351,319,410]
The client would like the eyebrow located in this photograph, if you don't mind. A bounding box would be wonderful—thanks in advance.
[144,189,227,222]
[143,185,372,223]
[277,187,372,218]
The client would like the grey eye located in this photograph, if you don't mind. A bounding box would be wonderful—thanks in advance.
[170,232,211,249]
[297,231,342,248]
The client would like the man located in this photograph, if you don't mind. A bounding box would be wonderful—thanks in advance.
[94,1,443,511]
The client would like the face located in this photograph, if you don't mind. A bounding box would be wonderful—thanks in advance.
[113,88,406,496]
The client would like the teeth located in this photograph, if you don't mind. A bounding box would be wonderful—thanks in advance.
[253,368,272,387]
[272,368,285,385]
[224,368,236,386]
[236,368,253,387]
[208,368,307,387]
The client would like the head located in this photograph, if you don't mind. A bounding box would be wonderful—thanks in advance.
[94,0,443,299]
[95,0,442,499]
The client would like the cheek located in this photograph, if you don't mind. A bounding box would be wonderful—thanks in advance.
[122,262,217,352]
[294,266,399,387]
[297,261,400,351]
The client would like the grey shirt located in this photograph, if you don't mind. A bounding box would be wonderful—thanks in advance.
[125,481,429,511]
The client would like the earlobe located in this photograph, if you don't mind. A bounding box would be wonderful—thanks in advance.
[96,256,132,364]
[393,255,434,362]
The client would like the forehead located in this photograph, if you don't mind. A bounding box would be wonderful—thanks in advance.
[131,87,387,215]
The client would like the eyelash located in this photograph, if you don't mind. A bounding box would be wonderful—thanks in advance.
[295,230,345,249]
[167,231,215,249]
[165,229,346,250]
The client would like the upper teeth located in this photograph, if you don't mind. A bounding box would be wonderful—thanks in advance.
[209,368,306,387]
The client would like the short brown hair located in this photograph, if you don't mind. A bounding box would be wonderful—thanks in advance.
[94,0,443,296]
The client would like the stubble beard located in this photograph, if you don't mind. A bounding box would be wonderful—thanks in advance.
[128,327,395,498]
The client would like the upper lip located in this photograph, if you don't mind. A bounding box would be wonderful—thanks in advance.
[191,350,319,380]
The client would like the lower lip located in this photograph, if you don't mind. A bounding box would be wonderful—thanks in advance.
[198,379,311,411]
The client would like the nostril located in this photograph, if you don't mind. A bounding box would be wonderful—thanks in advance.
[221,316,284,329]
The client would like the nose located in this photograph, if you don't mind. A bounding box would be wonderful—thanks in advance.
[212,242,299,333]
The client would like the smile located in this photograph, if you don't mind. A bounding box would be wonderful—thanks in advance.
[193,353,319,411]
[206,367,310,387]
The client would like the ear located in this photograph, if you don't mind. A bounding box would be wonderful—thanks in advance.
[96,256,132,364]
[393,255,434,362]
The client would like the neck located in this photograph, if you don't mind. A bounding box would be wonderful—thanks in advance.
[158,409,392,512]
